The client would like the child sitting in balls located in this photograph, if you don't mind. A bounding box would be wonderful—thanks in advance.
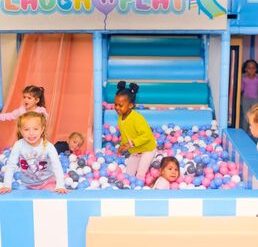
[54,132,84,155]
[247,103,258,150]
[152,156,180,189]
[114,81,157,181]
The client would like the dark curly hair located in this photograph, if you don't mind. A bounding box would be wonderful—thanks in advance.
[115,81,139,104]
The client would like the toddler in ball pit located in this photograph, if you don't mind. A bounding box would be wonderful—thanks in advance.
[152,156,180,189]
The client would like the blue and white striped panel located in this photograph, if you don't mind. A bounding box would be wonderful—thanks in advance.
[1,197,258,247]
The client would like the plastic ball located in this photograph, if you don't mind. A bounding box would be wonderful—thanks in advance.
[77,158,86,168]
[185,162,196,176]
[68,170,80,182]
[65,177,73,186]
[231,175,241,184]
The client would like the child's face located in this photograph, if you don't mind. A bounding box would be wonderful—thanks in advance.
[114,95,133,118]
[20,117,44,146]
[161,161,179,183]
[245,62,257,77]
[249,116,258,138]
[68,136,83,152]
[23,93,40,111]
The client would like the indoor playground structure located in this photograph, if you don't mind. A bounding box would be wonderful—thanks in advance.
[0,0,258,247]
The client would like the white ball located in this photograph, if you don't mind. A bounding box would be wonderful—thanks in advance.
[76,168,84,176]
[99,176,108,185]
[92,162,101,170]
[177,136,184,143]
[175,154,183,162]
[174,125,181,131]
[231,175,241,184]
[165,128,172,135]
[83,166,92,174]
[184,136,191,142]
[108,162,117,172]
[65,177,73,186]
[0,154,6,162]
[192,125,199,132]
[101,183,111,189]
[134,186,142,190]
[186,184,195,189]
[91,180,100,189]
[179,182,187,189]
[205,129,212,136]
[119,165,126,173]
[143,186,151,190]
[97,157,105,164]
[0,182,3,188]
[78,177,86,183]
[161,124,168,131]
[1,166,7,173]
[69,161,78,171]
[69,154,77,162]
[71,182,78,189]
[109,126,117,134]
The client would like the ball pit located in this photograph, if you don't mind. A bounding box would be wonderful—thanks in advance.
[0,121,246,191]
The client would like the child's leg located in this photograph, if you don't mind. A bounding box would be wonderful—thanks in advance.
[126,154,141,176]
[136,149,156,180]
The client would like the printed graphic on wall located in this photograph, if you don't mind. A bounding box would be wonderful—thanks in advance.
[0,0,227,30]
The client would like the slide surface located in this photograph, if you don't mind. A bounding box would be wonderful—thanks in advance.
[197,0,226,19]
[0,34,93,151]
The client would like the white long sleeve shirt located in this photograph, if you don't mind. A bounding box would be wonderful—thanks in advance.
[4,139,65,189]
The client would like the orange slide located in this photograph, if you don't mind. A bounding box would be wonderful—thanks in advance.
[0,34,93,151]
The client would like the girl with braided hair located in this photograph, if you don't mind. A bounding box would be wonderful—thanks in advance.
[114,81,157,181]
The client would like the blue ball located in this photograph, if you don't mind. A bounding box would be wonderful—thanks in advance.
[222,176,231,184]
[209,180,217,189]
[214,177,223,187]
[135,179,144,187]
[12,181,20,190]
[77,180,90,189]
[13,171,21,180]
[192,177,202,186]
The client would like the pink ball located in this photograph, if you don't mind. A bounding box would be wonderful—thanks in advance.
[202,178,211,187]
[228,181,236,189]
[204,167,213,175]
[184,175,193,184]
[191,134,199,141]
[93,170,100,179]
[103,123,109,129]
[219,166,228,175]
[206,172,214,180]
[123,178,130,186]
[206,145,214,152]
[227,162,236,171]
[150,168,160,178]
[222,184,230,190]
[87,158,96,166]
[229,169,239,176]
[112,136,119,143]
[199,130,206,136]
[164,142,172,149]
[214,173,223,179]
[170,136,177,143]
[154,133,160,138]
[116,173,125,181]
[215,137,222,144]
[170,182,179,190]
[145,175,154,186]
[105,135,112,141]
[166,149,174,156]
[185,152,193,160]
[176,176,184,183]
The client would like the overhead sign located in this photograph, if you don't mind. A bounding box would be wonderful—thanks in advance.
[0,0,227,31]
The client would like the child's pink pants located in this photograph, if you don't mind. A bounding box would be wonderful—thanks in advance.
[126,149,156,180]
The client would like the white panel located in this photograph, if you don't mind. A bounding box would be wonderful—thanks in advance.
[101,199,135,216]
[236,198,258,216]
[33,199,68,247]
[169,199,203,216]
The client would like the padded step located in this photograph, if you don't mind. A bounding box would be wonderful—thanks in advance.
[109,35,202,57]
[108,57,204,80]
[104,82,209,104]
[104,109,213,127]
[87,216,258,247]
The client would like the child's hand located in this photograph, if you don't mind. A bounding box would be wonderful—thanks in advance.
[0,187,12,194]
[55,188,68,194]
[118,143,131,153]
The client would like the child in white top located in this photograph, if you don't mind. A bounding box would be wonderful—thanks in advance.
[0,85,48,121]
[153,156,180,189]
[0,112,67,194]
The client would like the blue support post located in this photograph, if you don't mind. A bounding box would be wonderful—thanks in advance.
[93,32,103,151]
[219,26,230,133]
[102,35,108,86]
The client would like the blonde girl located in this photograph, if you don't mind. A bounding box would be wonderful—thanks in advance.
[0,112,67,194]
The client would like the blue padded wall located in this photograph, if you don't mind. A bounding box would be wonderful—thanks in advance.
[109,35,202,57]
[104,82,209,105]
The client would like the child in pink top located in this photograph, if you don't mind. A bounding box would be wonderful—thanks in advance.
[241,60,258,132]
[152,156,180,189]
[0,85,48,121]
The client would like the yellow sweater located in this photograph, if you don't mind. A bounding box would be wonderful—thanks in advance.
[118,110,157,154]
